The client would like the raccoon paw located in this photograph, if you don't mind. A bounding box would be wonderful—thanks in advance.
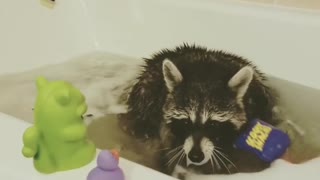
[177,173,187,180]
[172,165,188,180]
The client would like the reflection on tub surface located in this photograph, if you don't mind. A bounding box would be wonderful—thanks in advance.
[269,77,320,163]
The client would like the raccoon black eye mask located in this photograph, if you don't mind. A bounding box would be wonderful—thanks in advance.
[162,58,250,130]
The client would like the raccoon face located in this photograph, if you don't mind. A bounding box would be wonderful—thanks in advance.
[161,59,254,168]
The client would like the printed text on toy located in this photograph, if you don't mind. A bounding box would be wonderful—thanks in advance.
[246,122,272,151]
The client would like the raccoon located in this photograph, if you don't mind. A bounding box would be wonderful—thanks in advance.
[119,44,281,178]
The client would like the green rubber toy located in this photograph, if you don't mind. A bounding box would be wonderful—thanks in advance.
[22,76,96,174]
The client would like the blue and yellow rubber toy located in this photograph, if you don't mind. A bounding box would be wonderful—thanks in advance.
[234,119,291,163]
[22,76,96,174]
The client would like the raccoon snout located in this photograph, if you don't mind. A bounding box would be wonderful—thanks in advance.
[184,136,213,166]
[188,148,204,163]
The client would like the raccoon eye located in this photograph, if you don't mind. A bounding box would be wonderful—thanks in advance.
[169,118,192,135]
[207,120,220,127]
[182,119,191,125]
[171,118,192,126]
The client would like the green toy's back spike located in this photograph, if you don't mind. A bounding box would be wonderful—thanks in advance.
[22,76,96,174]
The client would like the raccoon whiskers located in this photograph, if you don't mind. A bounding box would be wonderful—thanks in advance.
[177,152,186,166]
[166,145,183,156]
[210,150,221,172]
[214,146,223,150]
[213,150,231,174]
[205,141,219,174]
[166,148,184,167]
[209,156,215,174]
[156,147,171,152]
[214,148,237,171]
[209,152,222,174]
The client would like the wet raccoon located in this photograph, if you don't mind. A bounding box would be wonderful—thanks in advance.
[119,44,281,178]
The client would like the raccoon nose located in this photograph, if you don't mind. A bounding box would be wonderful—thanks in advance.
[188,148,204,163]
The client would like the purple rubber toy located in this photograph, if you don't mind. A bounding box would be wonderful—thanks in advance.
[87,150,125,180]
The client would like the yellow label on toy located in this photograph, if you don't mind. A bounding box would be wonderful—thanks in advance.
[246,122,272,151]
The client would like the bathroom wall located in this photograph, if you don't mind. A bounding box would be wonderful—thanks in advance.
[0,0,96,74]
[241,0,320,10]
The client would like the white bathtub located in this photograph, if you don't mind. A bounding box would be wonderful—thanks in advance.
[1,0,320,179]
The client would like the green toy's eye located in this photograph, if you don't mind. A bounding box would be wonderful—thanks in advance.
[54,89,70,105]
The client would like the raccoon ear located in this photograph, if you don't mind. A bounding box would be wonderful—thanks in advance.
[162,59,183,92]
[228,66,254,99]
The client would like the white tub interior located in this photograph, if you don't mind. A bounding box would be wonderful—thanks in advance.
[2,0,320,89]
[1,0,320,179]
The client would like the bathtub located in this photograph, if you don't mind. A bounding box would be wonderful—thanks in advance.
[1,0,320,179]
